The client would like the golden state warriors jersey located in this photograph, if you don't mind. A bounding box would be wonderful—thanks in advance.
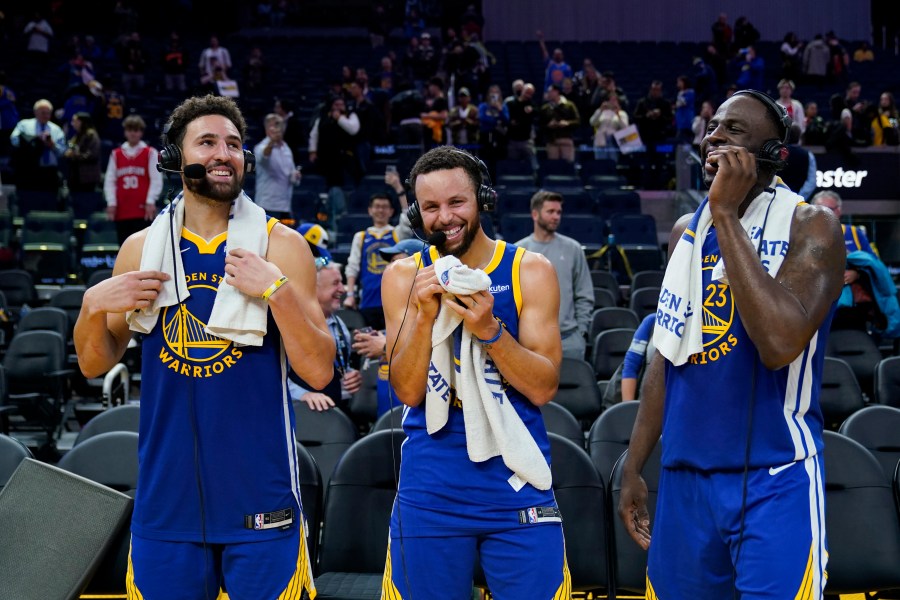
[662,225,834,471]
[359,227,398,309]
[394,241,556,535]
[132,220,305,543]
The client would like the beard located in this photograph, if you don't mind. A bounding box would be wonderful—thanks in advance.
[537,215,559,234]
[436,220,479,258]
[184,168,244,204]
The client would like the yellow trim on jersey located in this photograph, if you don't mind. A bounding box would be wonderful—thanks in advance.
[850,226,862,251]
[646,570,659,600]
[181,228,227,254]
[551,555,573,599]
[381,540,404,599]
[125,540,144,600]
[683,228,696,239]
[266,217,278,235]
[512,245,525,316]
[276,520,317,599]
[367,227,397,240]
[792,542,816,600]
[483,240,505,274]
[428,246,439,264]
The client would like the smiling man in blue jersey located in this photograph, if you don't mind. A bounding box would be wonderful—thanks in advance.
[380,147,570,599]
[74,95,335,600]
[618,91,845,599]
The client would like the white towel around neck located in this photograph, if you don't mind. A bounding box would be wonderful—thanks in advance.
[125,191,272,346]
[653,179,804,366]
[426,254,552,491]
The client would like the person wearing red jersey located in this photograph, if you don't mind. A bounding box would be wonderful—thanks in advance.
[104,114,162,244]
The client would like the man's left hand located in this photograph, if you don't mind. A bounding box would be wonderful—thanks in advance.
[224,248,283,297]
[443,290,500,341]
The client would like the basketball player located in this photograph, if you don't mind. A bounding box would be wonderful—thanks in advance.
[74,95,334,599]
[380,147,570,599]
[617,91,845,598]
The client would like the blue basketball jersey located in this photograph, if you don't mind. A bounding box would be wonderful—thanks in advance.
[133,219,306,543]
[359,227,398,309]
[662,225,835,471]
[393,241,557,536]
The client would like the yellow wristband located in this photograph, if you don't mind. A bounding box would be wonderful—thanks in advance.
[261,275,289,300]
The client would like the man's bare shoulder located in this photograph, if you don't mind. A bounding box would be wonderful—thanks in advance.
[114,228,148,274]
[384,254,421,283]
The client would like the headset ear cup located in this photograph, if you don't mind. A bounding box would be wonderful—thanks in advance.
[758,139,788,171]
[406,201,422,229]
[160,144,182,172]
[479,185,497,213]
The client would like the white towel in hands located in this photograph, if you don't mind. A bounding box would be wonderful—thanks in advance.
[126,191,272,346]
[653,179,803,366]
[427,254,552,491]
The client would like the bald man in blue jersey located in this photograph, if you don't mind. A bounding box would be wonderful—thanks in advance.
[618,91,845,599]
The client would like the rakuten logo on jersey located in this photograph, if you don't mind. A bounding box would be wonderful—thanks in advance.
[816,168,868,188]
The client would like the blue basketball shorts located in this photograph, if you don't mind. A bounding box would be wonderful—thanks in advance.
[127,523,316,600]
[647,455,827,599]
[382,525,571,600]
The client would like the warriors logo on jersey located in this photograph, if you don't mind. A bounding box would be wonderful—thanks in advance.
[157,274,244,378]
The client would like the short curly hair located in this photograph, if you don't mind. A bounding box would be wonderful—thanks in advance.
[408,146,484,197]
[162,95,247,149]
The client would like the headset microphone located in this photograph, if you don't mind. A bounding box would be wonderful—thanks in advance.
[157,163,208,179]
[426,230,446,246]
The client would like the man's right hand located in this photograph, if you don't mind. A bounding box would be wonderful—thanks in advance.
[414,264,444,322]
[617,470,652,550]
[84,270,170,315]
[300,392,336,412]
[106,206,117,221]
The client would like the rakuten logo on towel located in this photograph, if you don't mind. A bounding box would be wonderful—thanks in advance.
[816,168,868,188]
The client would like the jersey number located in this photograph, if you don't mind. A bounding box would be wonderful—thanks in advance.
[122,175,140,189]
[703,283,728,308]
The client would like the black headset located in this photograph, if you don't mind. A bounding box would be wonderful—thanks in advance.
[405,149,497,229]
[158,141,256,174]
[732,89,791,171]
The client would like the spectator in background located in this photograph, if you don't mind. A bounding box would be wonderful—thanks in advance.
[162,33,188,93]
[711,12,733,57]
[780,124,818,200]
[309,95,360,219]
[826,108,866,165]
[831,81,871,144]
[10,98,66,196]
[780,32,804,82]
[674,75,696,143]
[243,46,267,91]
[448,87,479,146]
[592,70,629,113]
[478,83,510,176]
[572,58,601,117]
[803,34,831,87]
[64,111,102,194]
[343,193,398,330]
[802,101,829,145]
[537,30,573,91]
[198,35,232,81]
[871,91,899,146]
[733,16,760,51]
[274,97,304,163]
[460,3,484,40]
[103,114,160,244]
[24,11,53,62]
[633,80,673,152]
[348,79,380,174]
[289,261,362,413]
[735,45,764,91]
[853,41,874,62]
[119,31,147,94]
[691,56,718,106]
[254,113,300,222]
[516,190,593,360]
[505,82,537,168]
[403,8,425,40]
[691,100,714,150]
[421,76,449,147]
[590,94,629,161]
[539,84,579,162]
[621,314,656,401]
[826,31,849,83]
[776,79,805,134]
[369,3,390,49]
[413,32,439,89]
